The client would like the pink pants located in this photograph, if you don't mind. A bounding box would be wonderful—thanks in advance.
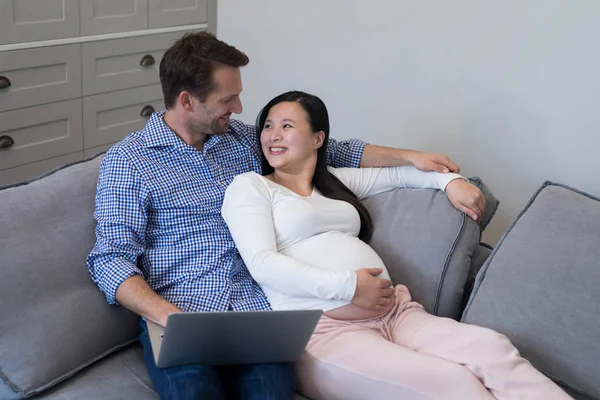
[296,285,571,400]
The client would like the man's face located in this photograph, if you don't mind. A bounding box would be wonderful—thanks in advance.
[187,66,243,135]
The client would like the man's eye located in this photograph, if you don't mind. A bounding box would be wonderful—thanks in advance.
[222,98,231,103]
[283,124,292,129]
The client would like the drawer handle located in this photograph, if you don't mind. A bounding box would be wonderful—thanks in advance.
[0,76,10,90]
[141,105,155,117]
[0,135,15,149]
[140,55,155,67]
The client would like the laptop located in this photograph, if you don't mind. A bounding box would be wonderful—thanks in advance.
[147,309,322,368]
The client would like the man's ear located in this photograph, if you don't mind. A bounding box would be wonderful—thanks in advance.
[179,91,195,111]
[314,131,325,149]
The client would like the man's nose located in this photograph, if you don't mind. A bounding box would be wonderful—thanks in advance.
[231,97,242,114]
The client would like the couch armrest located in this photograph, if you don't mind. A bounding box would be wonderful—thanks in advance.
[361,176,498,320]
[362,186,479,320]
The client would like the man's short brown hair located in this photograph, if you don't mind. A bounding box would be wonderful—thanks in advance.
[160,32,249,109]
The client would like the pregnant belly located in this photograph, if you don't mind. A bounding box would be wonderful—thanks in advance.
[281,231,392,320]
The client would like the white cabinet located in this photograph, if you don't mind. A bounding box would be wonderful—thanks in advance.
[0,0,80,45]
[0,44,82,112]
[83,84,165,148]
[79,0,148,35]
[0,0,215,186]
[0,153,83,186]
[0,99,83,171]
[149,0,208,28]
[81,32,184,96]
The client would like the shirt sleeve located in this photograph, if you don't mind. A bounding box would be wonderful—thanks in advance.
[222,174,357,302]
[326,138,367,168]
[86,149,150,305]
[233,121,263,160]
[329,166,465,200]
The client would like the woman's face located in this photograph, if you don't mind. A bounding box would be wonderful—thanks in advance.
[260,102,324,172]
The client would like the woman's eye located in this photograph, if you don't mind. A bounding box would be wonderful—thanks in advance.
[264,124,272,129]
[283,124,292,129]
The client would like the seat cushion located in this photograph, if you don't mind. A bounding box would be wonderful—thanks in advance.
[0,155,140,398]
[35,345,157,400]
[35,343,310,400]
[462,182,600,400]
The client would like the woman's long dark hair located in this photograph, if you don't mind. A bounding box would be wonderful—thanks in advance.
[256,91,374,242]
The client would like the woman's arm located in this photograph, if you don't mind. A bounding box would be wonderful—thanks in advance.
[222,174,357,301]
[330,166,485,220]
[329,166,464,200]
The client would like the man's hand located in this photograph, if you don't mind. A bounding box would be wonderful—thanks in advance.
[116,275,182,327]
[408,150,460,174]
[445,179,486,222]
[360,145,460,173]
[352,268,395,311]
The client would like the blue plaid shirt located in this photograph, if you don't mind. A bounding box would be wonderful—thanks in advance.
[87,111,366,312]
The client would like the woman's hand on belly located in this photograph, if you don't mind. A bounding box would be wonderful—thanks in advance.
[351,268,395,311]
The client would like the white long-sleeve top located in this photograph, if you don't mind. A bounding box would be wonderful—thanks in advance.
[221,166,462,312]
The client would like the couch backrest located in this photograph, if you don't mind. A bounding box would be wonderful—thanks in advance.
[0,155,484,398]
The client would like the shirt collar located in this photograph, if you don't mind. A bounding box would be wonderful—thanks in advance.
[143,110,225,152]
[142,110,183,149]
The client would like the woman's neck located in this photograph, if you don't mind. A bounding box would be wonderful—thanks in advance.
[268,168,315,197]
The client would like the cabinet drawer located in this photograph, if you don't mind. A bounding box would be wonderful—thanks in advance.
[79,0,148,35]
[0,0,79,45]
[83,85,165,149]
[81,31,192,96]
[0,99,83,171]
[84,143,116,159]
[0,152,83,188]
[0,44,82,113]
[149,0,208,28]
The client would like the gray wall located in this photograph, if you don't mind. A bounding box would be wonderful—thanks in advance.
[218,0,600,244]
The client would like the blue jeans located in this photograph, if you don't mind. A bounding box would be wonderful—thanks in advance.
[139,320,296,400]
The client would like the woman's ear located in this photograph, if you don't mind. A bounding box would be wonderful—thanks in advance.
[314,131,325,149]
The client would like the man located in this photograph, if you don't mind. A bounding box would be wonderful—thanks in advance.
[87,32,485,400]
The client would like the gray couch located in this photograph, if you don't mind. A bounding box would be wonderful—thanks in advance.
[0,154,597,400]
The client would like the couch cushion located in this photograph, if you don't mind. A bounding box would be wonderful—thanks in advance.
[363,179,483,320]
[36,343,310,400]
[34,344,157,400]
[460,243,493,312]
[0,155,140,398]
[462,182,600,400]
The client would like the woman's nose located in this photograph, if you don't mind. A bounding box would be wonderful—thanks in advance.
[271,128,282,142]
[262,129,281,144]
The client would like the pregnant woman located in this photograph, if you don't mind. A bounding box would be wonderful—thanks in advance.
[222,91,571,400]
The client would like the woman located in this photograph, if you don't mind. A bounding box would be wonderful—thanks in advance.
[221,91,570,400]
